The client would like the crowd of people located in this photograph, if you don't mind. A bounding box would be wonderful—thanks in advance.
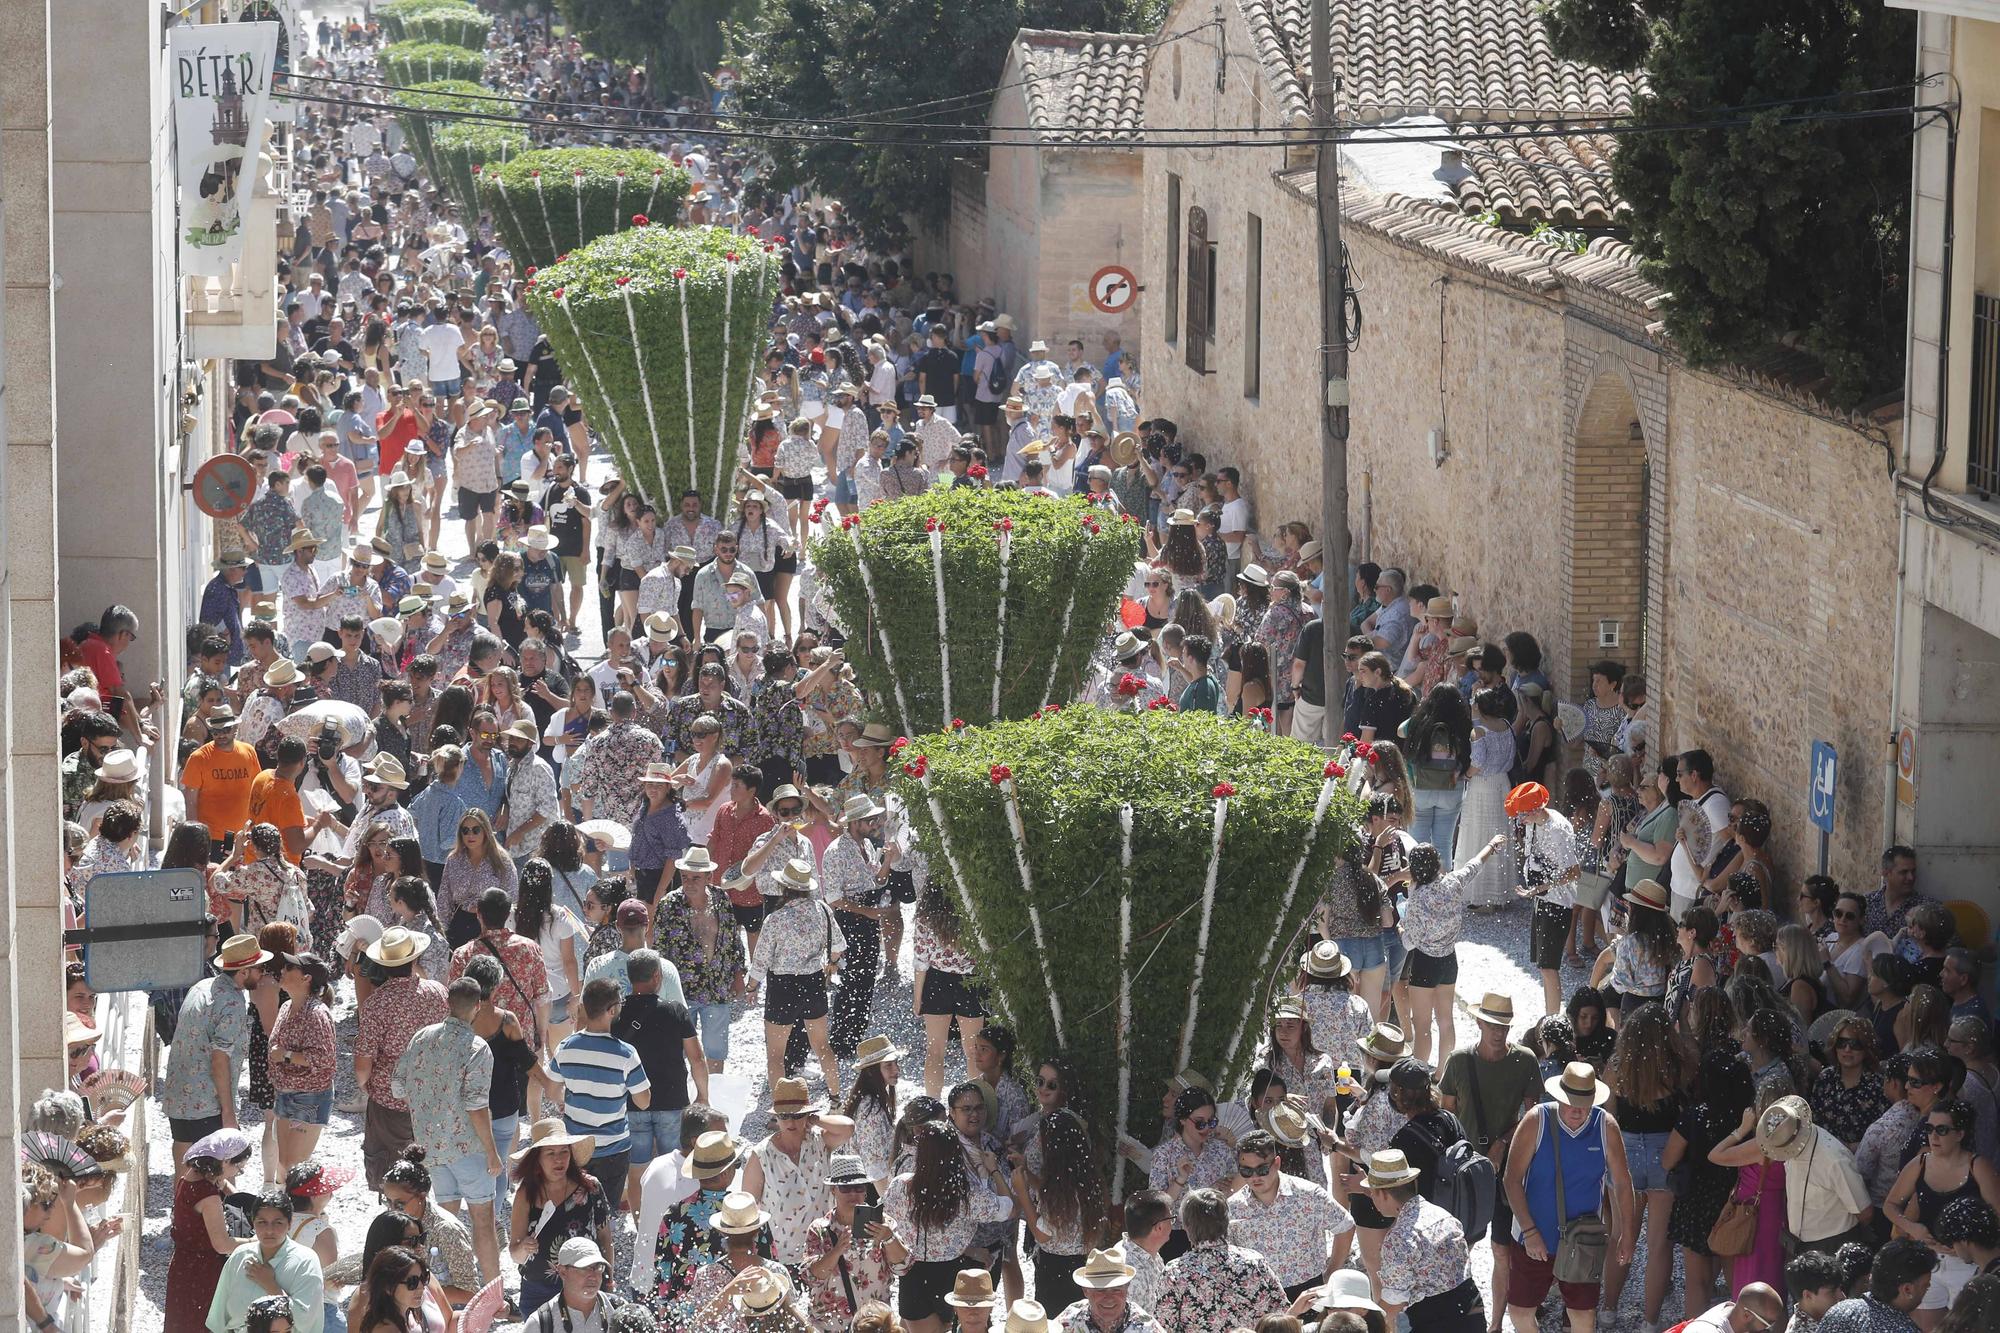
[26,10,2000,1333]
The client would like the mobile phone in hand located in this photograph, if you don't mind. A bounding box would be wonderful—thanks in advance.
[851,1203,882,1242]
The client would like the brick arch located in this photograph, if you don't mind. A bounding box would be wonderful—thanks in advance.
[1566,363,1650,698]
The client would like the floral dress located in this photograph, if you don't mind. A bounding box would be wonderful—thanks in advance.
[1257,599,1307,708]
[1809,1068,1889,1149]
[164,1177,227,1333]
[1299,985,1374,1068]
[803,1212,902,1330]
[648,1185,774,1330]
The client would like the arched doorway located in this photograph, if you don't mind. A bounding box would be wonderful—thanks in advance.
[1568,367,1650,696]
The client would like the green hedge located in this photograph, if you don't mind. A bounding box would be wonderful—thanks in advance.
[378,41,487,89]
[433,121,527,220]
[525,225,780,517]
[401,9,491,48]
[896,707,1361,1151]
[377,0,480,40]
[390,80,490,187]
[811,489,1142,732]
[478,148,690,273]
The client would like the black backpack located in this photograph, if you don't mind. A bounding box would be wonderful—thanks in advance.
[1404,1114,1496,1239]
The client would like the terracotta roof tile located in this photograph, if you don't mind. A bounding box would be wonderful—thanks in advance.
[1452,130,1626,227]
[1013,29,1152,146]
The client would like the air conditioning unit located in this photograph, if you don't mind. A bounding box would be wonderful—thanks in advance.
[1598,619,1621,649]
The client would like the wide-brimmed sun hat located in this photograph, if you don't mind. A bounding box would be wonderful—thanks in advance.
[1363,1148,1423,1189]
[769,1076,826,1116]
[364,926,429,968]
[1756,1096,1815,1160]
[1544,1060,1613,1108]
[688,1130,746,1180]
[215,934,274,972]
[854,1035,905,1069]
[945,1268,999,1309]
[510,1118,595,1166]
[1072,1245,1135,1289]
[1301,941,1352,980]
[1465,992,1517,1027]
[710,1189,772,1235]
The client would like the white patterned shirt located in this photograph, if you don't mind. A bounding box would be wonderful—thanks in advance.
[1226,1173,1355,1287]
[751,1130,835,1263]
[1378,1195,1471,1308]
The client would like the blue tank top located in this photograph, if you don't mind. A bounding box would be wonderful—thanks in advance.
[1517,1106,1607,1246]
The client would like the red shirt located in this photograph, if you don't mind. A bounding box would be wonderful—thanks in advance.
[376,406,424,476]
[354,975,448,1109]
[78,633,123,692]
[709,798,776,905]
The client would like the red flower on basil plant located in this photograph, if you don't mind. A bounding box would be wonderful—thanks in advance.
[989,764,1012,785]
[1324,761,1346,778]
[632,213,649,227]
[1212,782,1238,798]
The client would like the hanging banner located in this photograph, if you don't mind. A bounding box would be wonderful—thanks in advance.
[170,22,281,276]
[230,1,302,123]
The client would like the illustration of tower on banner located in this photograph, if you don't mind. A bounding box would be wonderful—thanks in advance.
[212,63,249,147]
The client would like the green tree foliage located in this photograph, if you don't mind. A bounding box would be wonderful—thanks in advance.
[897,707,1359,1148]
[811,489,1143,732]
[555,0,756,98]
[727,0,1163,245]
[1542,0,1915,404]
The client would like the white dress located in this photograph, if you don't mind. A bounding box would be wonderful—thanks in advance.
[676,749,727,843]
[1456,724,1514,909]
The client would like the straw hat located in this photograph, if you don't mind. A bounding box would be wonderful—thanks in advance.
[1261,1097,1313,1149]
[824,1152,872,1188]
[945,1269,999,1310]
[1301,941,1353,980]
[1111,630,1148,662]
[1019,439,1052,461]
[205,705,240,730]
[421,551,450,573]
[854,1035,905,1069]
[1446,635,1479,656]
[841,793,885,822]
[510,1117,596,1165]
[365,926,429,968]
[638,762,678,785]
[1270,995,1308,1025]
[1357,1023,1412,1067]
[674,845,718,874]
[774,859,817,895]
[1544,1060,1613,1108]
[215,934,274,972]
[97,749,141,784]
[398,594,431,616]
[213,550,251,571]
[64,1012,102,1049]
[501,719,539,744]
[362,754,409,789]
[710,1189,772,1235]
[1627,879,1670,913]
[644,611,680,643]
[1465,992,1517,1028]
[729,1267,792,1316]
[1006,1300,1050,1333]
[1168,508,1198,527]
[285,528,321,553]
[1108,432,1141,467]
[769,1076,825,1115]
[1364,1148,1424,1189]
[1424,595,1455,617]
[1318,1267,1384,1314]
[1237,562,1271,588]
[853,721,896,748]
[687,1130,745,1181]
[1072,1245,1136,1289]
[1756,1096,1815,1160]
[520,525,556,551]
[263,659,300,687]
[1297,539,1324,563]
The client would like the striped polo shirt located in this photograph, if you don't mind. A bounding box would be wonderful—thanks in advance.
[551,1029,651,1157]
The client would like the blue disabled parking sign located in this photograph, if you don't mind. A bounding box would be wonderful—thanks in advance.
[1810,739,1838,836]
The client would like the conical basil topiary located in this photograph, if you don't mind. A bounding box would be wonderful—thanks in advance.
[379,41,486,88]
[398,5,490,48]
[895,707,1361,1171]
[392,80,491,183]
[811,489,1143,732]
[433,122,527,220]
[479,148,691,274]
[378,0,475,40]
[525,225,781,515]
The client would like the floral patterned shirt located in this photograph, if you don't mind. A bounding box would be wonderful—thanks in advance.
[664,691,750,760]
[851,1097,896,1184]
[280,562,329,647]
[568,721,665,827]
[1056,1301,1162,1333]
[1809,1067,1889,1149]
[663,513,723,565]
[684,1257,803,1333]
[244,491,298,566]
[1402,861,1478,958]
[914,916,976,975]
[749,897,846,983]
[268,996,336,1094]
[647,1186,773,1329]
[160,977,249,1119]
[437,851,518,928]
[353,975,449,1110]
[1378,1195,1471,1308]
[1347,1085,1410,1156]
[1264,1046,1337,1115]
[1147,1133,1237,1197]
[652,888,746,1005]
[798,679,863,759]
[1299,986,1374,1066]
[803,1210,902,1328]
[744,678,805,774]
[1227,1174,1356,1288]
[883,1168,1015,1262]
[746,824,814,897]
[752,1129,837,1263]
[1153,1241,1288,1333]
[392,1015,494,1161]
[449,930,549,1035]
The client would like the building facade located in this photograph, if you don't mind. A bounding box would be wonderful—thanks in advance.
[1887,0,2000,916]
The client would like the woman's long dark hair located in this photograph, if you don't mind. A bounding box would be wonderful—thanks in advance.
[1035,1108,1106,1247]
[538,821,584,873]
[915,883,960,952]
[1605,1002,1692,1108]
[161,821,213,870]
[1626,896,1676,973]
[389,837,425,880]
[907,1121,971,1235]
[1404,684,1472,775]
[843,1060,898,1125]
[432,685,476,741]
[514,858,555,942]
[357,1245,426,1333]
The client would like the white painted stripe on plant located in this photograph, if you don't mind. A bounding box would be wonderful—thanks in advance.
[552,290,636,482]
[489,178,533,271]
[727,256,772,517]
[929,524,953,727]
[1000,779,1067,1047]
[674,274,701,500]
[918,783,1014,1029]
[1114,801,1134,1203]
[532,173,560,268]
[613,173,623,229]
[850,525,914,735]
[1176,794,1229,1071]
[715,259,736,515]
[1039,580,1079,711]
[991,525,1011,718]
[1218,776,1339,1079]
[620,285,671,509]
[574,171,584,245]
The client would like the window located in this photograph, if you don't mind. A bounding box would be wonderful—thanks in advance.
[1973,291,2000,498]
[1165,174,1181,345]
[1244,213,1262,398]
[1186,205,1215,374]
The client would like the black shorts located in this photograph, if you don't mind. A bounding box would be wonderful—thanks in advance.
[754,566,778,599]
[457,486,497,516]
[886,868,917,905]
[775,475,813,501]
[764,971,829,1025]
[772,548,798,576]
[898,1258,964,1322]
[969,400,1000,426]
[919,969,987,1018]
[614,565,642,593]
[170,1113,225,1146]
[1530,899,1570,970]
[1349,1190,1392,1231]
[1406,946,1459,988]
[731,901,766,931]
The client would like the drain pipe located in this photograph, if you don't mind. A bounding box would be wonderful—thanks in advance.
[1883,500,1910,845]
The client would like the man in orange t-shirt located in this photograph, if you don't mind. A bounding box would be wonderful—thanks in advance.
[179,708,262,847]
[244,736,310,863]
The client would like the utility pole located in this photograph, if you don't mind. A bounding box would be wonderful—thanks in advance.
[1313,0,1354,737]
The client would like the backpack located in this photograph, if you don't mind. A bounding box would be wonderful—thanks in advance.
[1404,1114,1496,1240]
[984,346,1010,397]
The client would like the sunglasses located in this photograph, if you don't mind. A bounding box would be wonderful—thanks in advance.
[1037,1077,1063,1091]
[777,1111,812,1122]
[775,805,804,817]
[1237,1160,1274,1177]
[399,1271,431,1291]
[1927,1122,1960,1136]
[1190,1116,1217,1131]
[1833,908,1860,921]
[459,825,482,835]
[1835,1039,1868,1052]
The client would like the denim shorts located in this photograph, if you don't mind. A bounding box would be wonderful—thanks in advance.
[1381,929,1407,983]
[1625,1128,1670,1193]
[628,1107,683,1166]
[691,1001,733,1063]
[429,376,463,396]
[548,992,572,1026]
[274,1088,333,1126]
[429,1147,497,1205]
[1333,933,1389,972]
